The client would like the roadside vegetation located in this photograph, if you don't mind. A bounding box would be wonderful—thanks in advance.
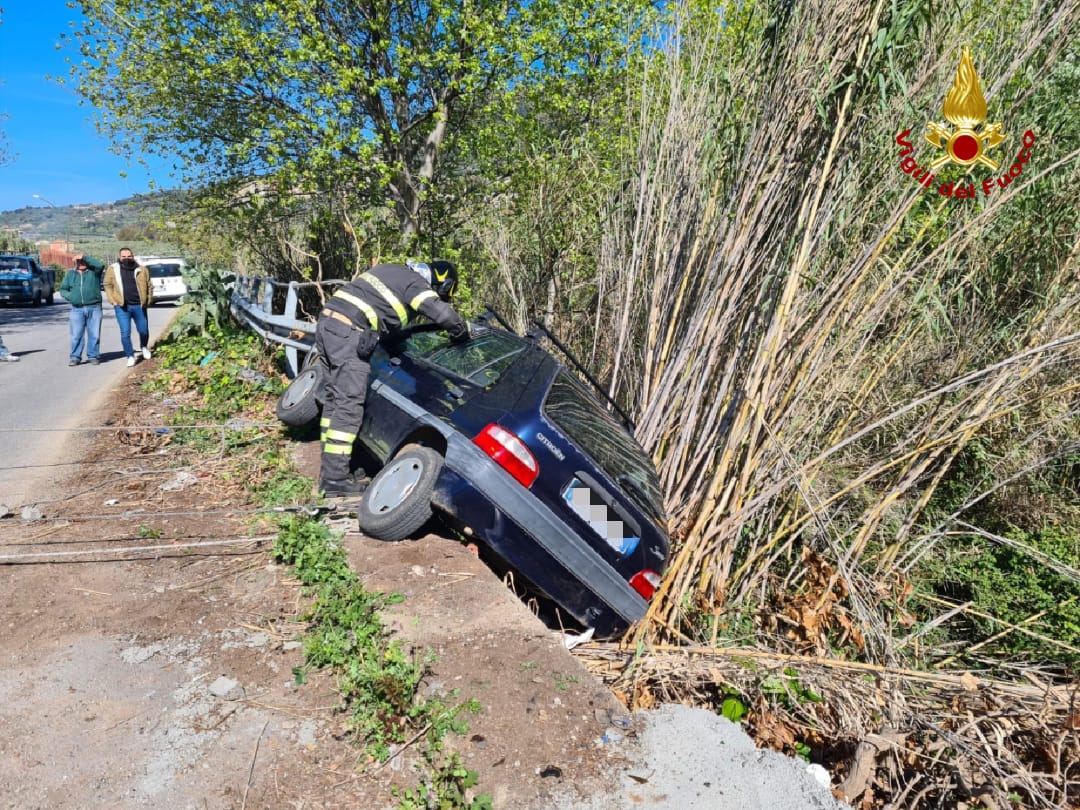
[48,0,1080,806]
[141,316,489,810]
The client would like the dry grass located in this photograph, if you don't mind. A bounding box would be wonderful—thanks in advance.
[577,639,1080,810]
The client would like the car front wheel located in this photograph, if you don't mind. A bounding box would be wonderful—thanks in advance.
[275,365,324,426]
[359,445,442,541]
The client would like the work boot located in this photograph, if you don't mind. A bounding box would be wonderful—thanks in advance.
[318,474,370,498]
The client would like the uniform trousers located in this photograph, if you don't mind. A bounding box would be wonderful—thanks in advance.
[314,312,378,480]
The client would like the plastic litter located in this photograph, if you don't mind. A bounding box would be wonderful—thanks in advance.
[806,763,831,789]
[562,626,595,650]
[161,471,198,492]
[238,367,268,384]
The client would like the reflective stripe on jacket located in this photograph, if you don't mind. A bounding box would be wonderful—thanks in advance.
[326,262,466,339]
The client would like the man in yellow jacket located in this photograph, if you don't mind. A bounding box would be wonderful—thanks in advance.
[104,247,153,367]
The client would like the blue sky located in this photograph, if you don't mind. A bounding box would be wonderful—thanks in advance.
[0,1,177,211]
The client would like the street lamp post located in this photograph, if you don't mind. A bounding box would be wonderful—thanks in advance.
[32,194,57,208]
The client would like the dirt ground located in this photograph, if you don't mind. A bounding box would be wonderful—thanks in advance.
[0,369,637,808]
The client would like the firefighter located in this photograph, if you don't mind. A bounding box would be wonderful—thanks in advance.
[315,260,470,496]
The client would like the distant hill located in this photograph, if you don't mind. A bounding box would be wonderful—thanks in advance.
[0,192,185,260]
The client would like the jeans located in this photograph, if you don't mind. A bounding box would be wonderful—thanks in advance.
[113,304,149,358]
[69,305,103,362]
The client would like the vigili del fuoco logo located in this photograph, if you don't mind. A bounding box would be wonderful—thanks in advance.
[896,46,1035,198]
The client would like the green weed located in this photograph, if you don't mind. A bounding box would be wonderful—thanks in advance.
[761,667,824,709]
[272,515,486,804]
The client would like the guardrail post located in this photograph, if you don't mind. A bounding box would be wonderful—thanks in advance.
[261,278,274,313]
[284,281,301,376]
[230,273,323,379]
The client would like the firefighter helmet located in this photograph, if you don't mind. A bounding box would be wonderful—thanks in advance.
[429,260,458,301]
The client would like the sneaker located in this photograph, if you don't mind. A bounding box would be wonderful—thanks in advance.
[68,359,80,367]
[0,353,19,363]
[142,346,152,360]
[89,358,100,365]
[318,475,370,498]
[126,356,136,367]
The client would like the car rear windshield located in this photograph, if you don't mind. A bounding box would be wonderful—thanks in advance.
[147,264,184,278]
[405,330,526,387]
[543,370,666,522]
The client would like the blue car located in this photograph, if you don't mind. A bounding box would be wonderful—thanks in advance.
[276,313,670,635]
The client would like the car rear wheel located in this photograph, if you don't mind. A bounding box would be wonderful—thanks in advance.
[359,445,442,541]
[275,365,324,426]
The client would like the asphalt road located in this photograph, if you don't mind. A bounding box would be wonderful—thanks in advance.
[0,299,174,508]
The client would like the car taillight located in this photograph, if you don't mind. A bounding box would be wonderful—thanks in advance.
[473,423,538,488]
[629,569,661,600]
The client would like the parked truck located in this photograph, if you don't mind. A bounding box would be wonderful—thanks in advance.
[0,255,56,306]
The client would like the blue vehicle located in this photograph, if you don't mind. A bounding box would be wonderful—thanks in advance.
[276,311,670,635]
[0,255,55,306]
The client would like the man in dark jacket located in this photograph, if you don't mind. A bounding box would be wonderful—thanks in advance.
[315,260,469,496]
[60,253,105,366]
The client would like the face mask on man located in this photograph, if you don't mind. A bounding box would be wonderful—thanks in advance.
[120,258,136,271]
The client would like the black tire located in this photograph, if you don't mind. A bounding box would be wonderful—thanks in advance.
[32,291,42,307]
[275,365,324,426]
[359,445,442,541]
[46,289,54,305]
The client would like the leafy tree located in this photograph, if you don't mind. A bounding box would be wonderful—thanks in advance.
[69,0,650,254]
[0,229,35,254]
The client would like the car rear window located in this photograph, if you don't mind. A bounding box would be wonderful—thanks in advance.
[148,264,184,278]
[405,331,525,386]
[543,370,665,522]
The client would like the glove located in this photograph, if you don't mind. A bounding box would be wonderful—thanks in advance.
[450,324,472,344]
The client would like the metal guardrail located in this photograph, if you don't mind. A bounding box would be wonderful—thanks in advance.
[230,274,345,376]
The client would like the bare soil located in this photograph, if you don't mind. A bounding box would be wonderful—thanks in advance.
[0,367,633,808]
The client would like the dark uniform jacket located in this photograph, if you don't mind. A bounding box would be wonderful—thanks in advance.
[324,263,468,341]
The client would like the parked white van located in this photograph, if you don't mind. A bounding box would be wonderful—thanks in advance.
[138,256,188,305]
